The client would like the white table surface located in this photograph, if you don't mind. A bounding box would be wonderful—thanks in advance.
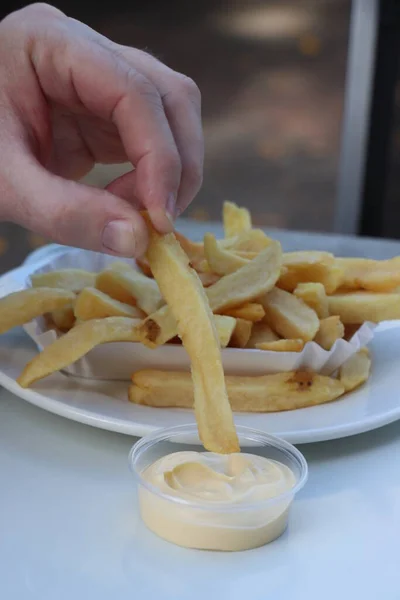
[2,222,400,600]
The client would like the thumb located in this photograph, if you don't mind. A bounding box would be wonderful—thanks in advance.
[8,162,149,258]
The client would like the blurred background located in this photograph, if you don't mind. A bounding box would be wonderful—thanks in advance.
[0,0,399,271]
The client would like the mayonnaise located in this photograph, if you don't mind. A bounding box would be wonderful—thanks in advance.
[138,451,296,551]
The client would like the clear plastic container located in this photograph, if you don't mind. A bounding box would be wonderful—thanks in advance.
[129,425,308,552]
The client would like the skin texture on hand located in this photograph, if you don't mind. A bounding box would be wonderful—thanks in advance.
[0,3,204,257]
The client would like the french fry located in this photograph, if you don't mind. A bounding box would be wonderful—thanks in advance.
[138,241,282,347]
[129,369,345,412]
[222,302,265,322]
[31,269,96,292]
[246,322,279,348]
[137,304,235,349]
[223,201,252,237]
[220,229,272,253]
[0,288,75,335]
[204,232,248,275]
[136,257,153,278]
[74,287,145,321]
[51,307,75,332]
[229,318,253,348]
[339,349,371,392]
[278,252,343,294]
[256,339,304,352]
[214,315,237,348]
[314,316,344,350]
[328,292,400,324]
[198,272,221,287]
[293,282,329,318]
[261,287,320,342]
[95,270,137,306]
[96,268,163,315]
[145,218,239,454]
[336,257,400,292]
[17,317,141,387]
[206,241,282,311]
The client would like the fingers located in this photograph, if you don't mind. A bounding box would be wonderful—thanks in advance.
[6,156,148,257]
[103,47,204,216]
[30,25,182,233]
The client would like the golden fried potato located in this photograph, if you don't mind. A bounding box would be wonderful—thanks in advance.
[256,339,304,352]
[206,241,282,311]
[336,257,400,292]
[246,322,279,348]
[229,318,253,348]
[145,217,239,454]
[18,317,141,387]
[95,270,137,306]
[97,268,163,315]
[222,302,265,322]
[314,316,345,350]
[138,241,282,347]
[31,269,95,293]
[261,287,320,342]
[293,282,329,318]
[74,287,145,320]
[278,252,343,294]
[328,292,400,324]
[129,369,345,412]
[223,201,252,237]
[50,307,76,332]
[204,232,248,275]
[0,288,75,335]
[339,349,371,392]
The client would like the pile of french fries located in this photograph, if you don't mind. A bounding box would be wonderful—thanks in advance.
[0,202,398,448]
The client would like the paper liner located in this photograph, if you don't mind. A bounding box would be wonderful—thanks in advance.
[14,248,376,380]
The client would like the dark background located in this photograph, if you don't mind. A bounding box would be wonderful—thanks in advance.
[0,0,399,271]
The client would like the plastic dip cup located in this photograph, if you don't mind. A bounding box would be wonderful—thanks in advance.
[129,425,308,552]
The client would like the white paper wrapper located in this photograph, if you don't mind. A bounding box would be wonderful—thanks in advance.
[18,248,376,380]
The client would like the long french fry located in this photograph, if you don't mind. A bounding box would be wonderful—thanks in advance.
[0,288,75,335]
[222,302,265,322]
[97,267,163,315]
[204,232,248,275]
[31,269,96,292]
[137,241,282,347]
[256,339,304,352]
[328,293,400,324]
[223,201,252,237]
[74,287,145,320]
[278,252,343,294]
[339,349,371,392]
[129,369,345,412]
[336,257,400,292]
[18,317,141,387]
[95,270,137,306]
[261,287,320,342]
[145,219,239,454]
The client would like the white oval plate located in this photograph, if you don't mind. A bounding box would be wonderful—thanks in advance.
[1,320,400,444]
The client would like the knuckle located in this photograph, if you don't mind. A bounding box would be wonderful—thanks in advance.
[176,75,201,105]
[127,70,164,112]
[22,3,64,18]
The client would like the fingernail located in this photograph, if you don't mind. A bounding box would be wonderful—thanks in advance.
[102,220,136,257]
[166,193,177,222]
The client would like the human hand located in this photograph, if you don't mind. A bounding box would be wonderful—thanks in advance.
[0,3,203,257]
